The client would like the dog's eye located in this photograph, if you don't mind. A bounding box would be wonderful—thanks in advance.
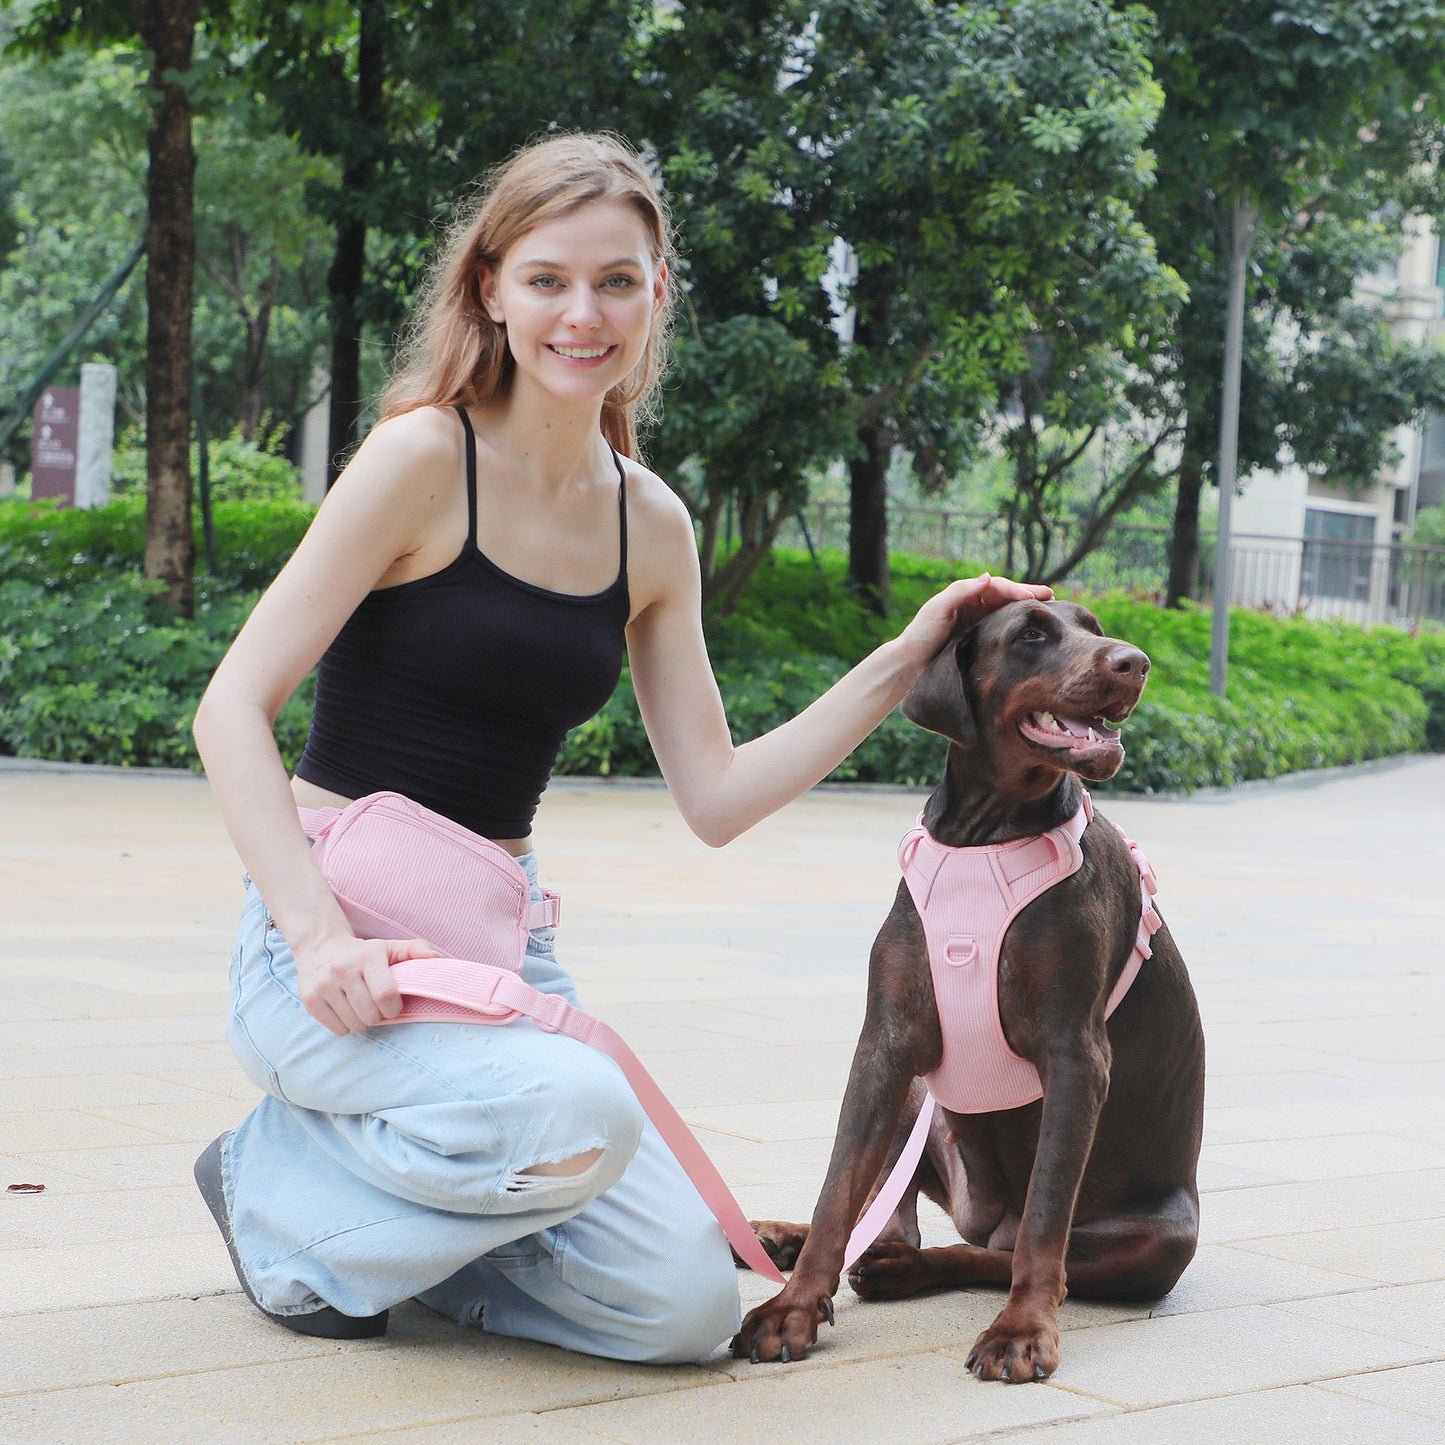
[1018,626,1047,642]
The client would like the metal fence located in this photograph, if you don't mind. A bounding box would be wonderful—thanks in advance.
[776,501,1445,628]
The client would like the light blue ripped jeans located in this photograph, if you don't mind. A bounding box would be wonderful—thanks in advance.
[221,852,741,1363]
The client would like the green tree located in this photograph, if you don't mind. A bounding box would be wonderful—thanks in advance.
[1139,0,1445,605]
[13,0,202,612]
[221,0,646,478]
[792,0,1176,607]
[637,0,1178,608]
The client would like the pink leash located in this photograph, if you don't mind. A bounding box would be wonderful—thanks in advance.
[380,954,787,1283]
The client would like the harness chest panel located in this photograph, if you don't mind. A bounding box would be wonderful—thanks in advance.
[899,792,1161,1114]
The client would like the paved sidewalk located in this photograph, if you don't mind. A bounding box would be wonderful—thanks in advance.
[1,757,1442,1443]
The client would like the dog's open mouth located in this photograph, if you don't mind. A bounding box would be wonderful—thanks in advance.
[1019,710,1125,752]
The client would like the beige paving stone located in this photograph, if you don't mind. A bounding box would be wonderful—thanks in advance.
[970,1301,1434,1409]
[554,1353,1116,1443]
[0,1070,226,1112]
[0,1230,232,1314]
[1007,1382,1440,1445]
[0,1184,210,1249]
[0,1296,334,1396]
[1202,1096,1442,1146]
[1230,1216,1445,1285]
[140,1337,717,1441]
[17,1138,218,1190]
[0,1015,221,1050]
[86,1096,253,1143]
[1316,1360,1445,1420]
[1105,1244,1374,1319]
[347,1413,630,1443]
[3,759,1443,1442]
[0,1040,233,1080]
[646,1042,852,1109]
[678,1098,844,1144]
[1272,1281,1445,1350]
[24,987,230,1019]
[0,1383,261,1445]
[0,1108,174,1154]
[1197,1168,1445,1244]
[1201,1132,1445,1184]
[0,1152,103,1193]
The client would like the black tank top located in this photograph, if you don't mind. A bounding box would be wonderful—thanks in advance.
[294,406,631,838]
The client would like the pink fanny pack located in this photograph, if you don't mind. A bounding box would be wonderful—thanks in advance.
[297,791,783,1283]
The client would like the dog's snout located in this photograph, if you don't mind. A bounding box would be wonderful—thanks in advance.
[1104,645,1150,678]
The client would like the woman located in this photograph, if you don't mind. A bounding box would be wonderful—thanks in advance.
[192,131,1049,1363]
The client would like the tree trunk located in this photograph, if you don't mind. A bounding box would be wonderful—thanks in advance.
[131,0,201,615]
[1166,410,1208,607]
[238,257,279,443]
[848,420,891,614]
[325,0,384,483]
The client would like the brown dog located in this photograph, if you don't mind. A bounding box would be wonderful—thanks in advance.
[733,600,1204,1381]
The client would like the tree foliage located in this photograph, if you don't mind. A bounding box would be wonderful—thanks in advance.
[1138,0,1445,603]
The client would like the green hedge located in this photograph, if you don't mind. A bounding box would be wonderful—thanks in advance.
[1,499,1440,790]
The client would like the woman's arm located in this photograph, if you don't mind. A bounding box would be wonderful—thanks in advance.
[193,409,460,1034]
[626,481,1049,847]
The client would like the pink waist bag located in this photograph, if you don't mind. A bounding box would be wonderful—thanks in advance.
[297,791,783,1282]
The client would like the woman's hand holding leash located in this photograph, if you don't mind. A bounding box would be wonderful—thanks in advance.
[291,933,439,1036]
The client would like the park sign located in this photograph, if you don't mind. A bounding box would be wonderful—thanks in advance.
[31,388,79,504]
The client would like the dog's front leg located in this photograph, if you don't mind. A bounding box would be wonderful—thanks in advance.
[733,1046,916,1362]
[967,1032,1110,1382]
[734,906,939,1364]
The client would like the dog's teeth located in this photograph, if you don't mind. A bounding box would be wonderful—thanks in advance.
[1088,726,1098,743]
[1038,711,1060,731]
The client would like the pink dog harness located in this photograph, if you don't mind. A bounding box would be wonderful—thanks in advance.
[902,789,1160,1114]
[844,791,1162,1266]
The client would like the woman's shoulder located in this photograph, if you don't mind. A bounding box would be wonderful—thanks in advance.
[618,455,691,534]
[356,405,464,471]
[326,406,465,509]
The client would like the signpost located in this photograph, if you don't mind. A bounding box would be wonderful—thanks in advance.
[30,388,80,504]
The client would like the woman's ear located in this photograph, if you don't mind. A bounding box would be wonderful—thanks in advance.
[901,633,976,748]
[652,262,667,316]
[479,266,506,325]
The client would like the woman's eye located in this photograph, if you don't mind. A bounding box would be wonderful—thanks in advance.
[529,275,560,289]
[603,274,636,289]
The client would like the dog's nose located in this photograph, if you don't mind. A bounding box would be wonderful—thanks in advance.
[1104,645,1150,678]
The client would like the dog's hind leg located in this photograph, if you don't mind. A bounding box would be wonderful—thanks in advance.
[1059,1188,1200,1302]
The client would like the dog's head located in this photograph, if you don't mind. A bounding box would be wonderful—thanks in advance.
[902,600,1150,783]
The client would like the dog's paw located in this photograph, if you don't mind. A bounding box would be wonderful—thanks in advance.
[847,1239,929,1300]
[748,1219,809,1272]
[965,1309,1060,1383]
[731,1285,835,1364]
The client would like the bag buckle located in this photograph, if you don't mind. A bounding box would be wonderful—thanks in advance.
[529,991,572,1035]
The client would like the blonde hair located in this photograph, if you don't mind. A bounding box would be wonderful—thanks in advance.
[381,132,675,459]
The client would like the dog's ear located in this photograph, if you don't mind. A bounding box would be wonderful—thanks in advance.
[902,632,976,747]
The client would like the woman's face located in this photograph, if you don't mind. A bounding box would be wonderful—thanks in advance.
[480,199,665,410]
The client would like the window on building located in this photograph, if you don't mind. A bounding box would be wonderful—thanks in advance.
[1302,508,1375,601]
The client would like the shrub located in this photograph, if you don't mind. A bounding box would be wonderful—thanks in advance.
[0,514,1438,790]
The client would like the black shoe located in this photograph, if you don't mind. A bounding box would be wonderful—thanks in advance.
[193,1132,389,1341]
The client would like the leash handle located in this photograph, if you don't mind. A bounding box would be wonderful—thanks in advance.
[385,958,786,1284]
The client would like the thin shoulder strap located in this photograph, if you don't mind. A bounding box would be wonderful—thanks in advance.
[610,446,628,578]
[454,404,479,547]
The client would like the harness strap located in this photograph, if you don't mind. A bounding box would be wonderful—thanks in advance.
[381,957,787,1284]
